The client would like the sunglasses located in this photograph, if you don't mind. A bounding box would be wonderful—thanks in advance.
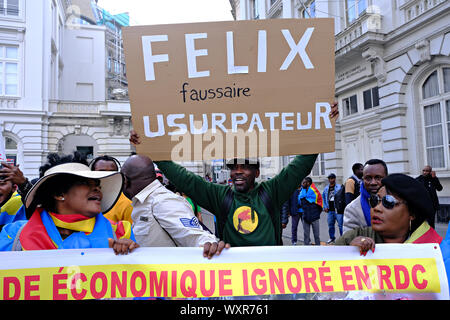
[73,177,101,188]
[369,194,406,209]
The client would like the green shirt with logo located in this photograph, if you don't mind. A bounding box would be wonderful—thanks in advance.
[156,154,317,247]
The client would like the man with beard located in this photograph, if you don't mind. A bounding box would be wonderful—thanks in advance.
[152,155,317,247]
[129,132,318,246]
[343,159,388,233]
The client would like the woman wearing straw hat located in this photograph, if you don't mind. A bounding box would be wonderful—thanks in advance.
[0,153,139,254]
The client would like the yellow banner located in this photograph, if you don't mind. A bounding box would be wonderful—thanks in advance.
[0,258,440,300]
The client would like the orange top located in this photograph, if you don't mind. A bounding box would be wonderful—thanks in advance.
[103,192,133,224]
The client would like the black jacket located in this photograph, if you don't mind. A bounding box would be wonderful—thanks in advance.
[281,189,301,225]
[416,175,443,210]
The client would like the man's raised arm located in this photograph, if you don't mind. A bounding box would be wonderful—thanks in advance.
[155,160,228,215]
[262,154,318,207]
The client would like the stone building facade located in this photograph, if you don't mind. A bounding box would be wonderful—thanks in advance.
[232,0,450,218]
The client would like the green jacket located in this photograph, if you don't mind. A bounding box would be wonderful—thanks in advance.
[156,154,317,247]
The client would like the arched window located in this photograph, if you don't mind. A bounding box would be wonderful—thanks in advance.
[420,66,450,169]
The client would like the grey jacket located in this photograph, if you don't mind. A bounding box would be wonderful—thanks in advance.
[342,195,368,234]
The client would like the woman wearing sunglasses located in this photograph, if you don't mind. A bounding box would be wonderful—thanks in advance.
[335,173,442,255]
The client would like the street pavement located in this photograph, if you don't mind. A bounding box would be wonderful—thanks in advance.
[200,210,449,245]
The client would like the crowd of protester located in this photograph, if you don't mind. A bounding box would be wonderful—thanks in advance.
[0,101,449,298]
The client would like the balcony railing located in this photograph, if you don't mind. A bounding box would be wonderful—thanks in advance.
[49,101,100,114]
[0,97,18,109]
[49,100,131,115]
[399,0,446,23]
[335,10,383,53]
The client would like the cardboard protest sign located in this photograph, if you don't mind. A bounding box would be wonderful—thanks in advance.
[123,19,335,161]
[0,245,448,300]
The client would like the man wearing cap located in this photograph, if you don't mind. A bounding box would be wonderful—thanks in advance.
[128,103,338,246]
[322,173,342,244]
[149,155,317,247]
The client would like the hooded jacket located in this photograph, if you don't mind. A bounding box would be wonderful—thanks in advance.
[298,183,323,224]
[156,154,317,247]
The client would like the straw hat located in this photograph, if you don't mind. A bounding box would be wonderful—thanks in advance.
[25,162,123,215]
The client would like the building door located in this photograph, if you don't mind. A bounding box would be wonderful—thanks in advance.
[60,134,98,161]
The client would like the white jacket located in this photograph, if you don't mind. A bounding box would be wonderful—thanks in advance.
[131,179,218,247]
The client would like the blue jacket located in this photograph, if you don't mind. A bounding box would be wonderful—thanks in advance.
[440,226,450,293]
[299,187,322,223]
[322,183,342,211]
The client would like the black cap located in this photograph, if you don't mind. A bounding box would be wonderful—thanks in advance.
[381,173,433,220]
[327,173,336,179]
[226,158,260,170]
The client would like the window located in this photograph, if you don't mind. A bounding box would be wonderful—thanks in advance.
[312,153,326,176]
[363,87,379,110]
[251,0,260,19]
[107,52,112,72]
[301,0,316,18]
[343,94,358,116]
[424,103,444,168]
[346,0,367,24]
[420,66,450,169]
[5,136,17,165]
[422,70,439,99]
[0,45,19,96]
[0,0,19,16]
[444,68,450,93]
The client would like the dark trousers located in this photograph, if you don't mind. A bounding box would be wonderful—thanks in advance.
[291,214,301,243]
[428,210,437,229]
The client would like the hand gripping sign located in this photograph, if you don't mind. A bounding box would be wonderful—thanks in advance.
[0,244,448,300]
[123,19,335,161]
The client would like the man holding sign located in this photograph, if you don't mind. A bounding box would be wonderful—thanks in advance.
[124,18,337,246]
[130,103,335,247]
